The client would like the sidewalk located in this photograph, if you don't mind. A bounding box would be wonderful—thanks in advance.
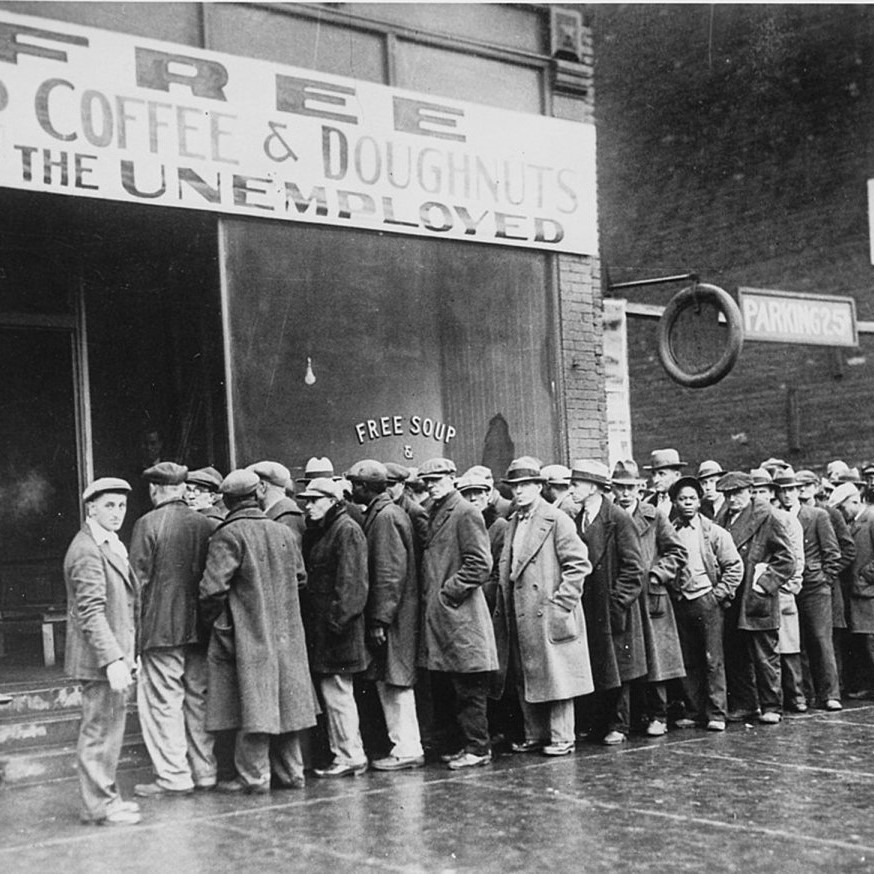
[3,704,874,873]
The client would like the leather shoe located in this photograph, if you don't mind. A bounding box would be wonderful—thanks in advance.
[446,751,491,770]
[439,749,465,763]
[758,711,782,724]
[824,699,843,711]
[672,717,697,729]
[511,739,545,754]
[134,782,193,798]
[81,806,142,826]
[706,720,726,732]
[314,760,368,778]
[216,779,270,794]
[371,755,425,771]
[273,777,306,790]
[602,731,626,746]
[542,741,575,756]
[645,720,667,737]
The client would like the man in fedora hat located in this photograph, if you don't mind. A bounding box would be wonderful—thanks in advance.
[492,457,592,756]
[200,470,317,792]
[714,471,795,724]
[696,460,726,520]
[248,460,305,551]
[418,457,497,769]
[131,462,216,798]
[644,449,687,517]
[296,456,337,485]
[185,467,226,526]
[612,459,687,738]
[65,477,140,825]
[570,460,646,744]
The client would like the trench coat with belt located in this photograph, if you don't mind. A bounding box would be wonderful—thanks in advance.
[577,498,647,691]
[492,497,593,703]
[199,504,318,734]
[418,489,497,674]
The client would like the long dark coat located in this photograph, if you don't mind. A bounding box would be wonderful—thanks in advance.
[266,496,306,552]
[829,504,857,629]
[398,492,429,565]
[715,500,795,631]
[577,498,647,690]
[492,498,593,702]
[362,493,419,687]
[302,503,370,674]
[130,498,213,650]
[64,525,138,680]
[797,503,841,597]
[631,501,687,682]
[199,505,317,734]
[846,511,874,633]
[418,489,497,673]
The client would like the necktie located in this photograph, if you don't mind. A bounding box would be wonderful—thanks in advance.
[581,511,590,532]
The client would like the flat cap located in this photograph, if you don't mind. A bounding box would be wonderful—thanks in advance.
[644,449,686,471]
[419,457,457,480]
[384,463,410,483]
[795,469,819,486]
[829,482,860,508]
[83,477,131,502]
[668,475,703,501]
[716,471,753,492]
[296,456,335,483]
[187,466,223,491]
[541,464,572,486]
[456,472,491,494]
[143,461,188,485]
[697,460,725,480]
[298,477,344,501]
[247,460,291,489]
[220,469,260,497]
[611,459,644,485]
[503,456,545,484]
[347,459,388,483]
[570,460,611,487]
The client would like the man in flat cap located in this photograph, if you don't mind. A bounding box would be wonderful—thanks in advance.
[492,458,592,756]
[611,459,687,738]
[715,471,795,724]
[348,460,423,770]
[463,464,512,523]
[199,470,316,792]
[298,476,369,777]
[185,467,226,527]
[570,460,646,744]
[696,460,726,520]
[131,462,216,797]
[385,462,429,562]
[418,457,497,769]
[248,460,305,551]
[542,464,579,519]
[65,477,140,825]
[644,449,687,517]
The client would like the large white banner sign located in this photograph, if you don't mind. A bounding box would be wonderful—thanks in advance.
[0,11,598,254]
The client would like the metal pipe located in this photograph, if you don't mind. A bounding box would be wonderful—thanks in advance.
[607,273,698,291]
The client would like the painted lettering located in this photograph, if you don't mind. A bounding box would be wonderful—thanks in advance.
[135,47,228,101]
[276,74,357,124]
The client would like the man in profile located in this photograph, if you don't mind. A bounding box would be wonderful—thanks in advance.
[64,477,140,825]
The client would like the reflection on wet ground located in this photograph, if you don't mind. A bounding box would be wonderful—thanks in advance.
[4,704,874,873]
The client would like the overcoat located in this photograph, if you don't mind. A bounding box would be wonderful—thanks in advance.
[64,525,138,680]
[302,503,370,675]
[199,504,317,734]
[846,510,874,633]
[398,492,429,564]
[418,489,497,673]
[828,504,856,629]
[577,498,647,690]
[130,498,213,650]
[362,493,418,687]
[777,509,803,655]
[715,500,795,632]
[266,496,306,552]
[631,501,686,682]
[492,497,593,702]
[797,503,841,597]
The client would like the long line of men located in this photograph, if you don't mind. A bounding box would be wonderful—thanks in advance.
[63,448,874,825]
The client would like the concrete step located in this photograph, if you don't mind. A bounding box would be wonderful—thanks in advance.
[0,681,83,717]
[0,704,141,753]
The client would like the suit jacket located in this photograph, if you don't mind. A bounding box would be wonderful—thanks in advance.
[64,524,138,680]
[796,503,841,596]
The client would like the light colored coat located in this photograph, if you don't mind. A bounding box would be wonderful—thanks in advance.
[777,509,803,655]
[493,497,593,703]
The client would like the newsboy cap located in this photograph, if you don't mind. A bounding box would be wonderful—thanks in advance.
[143,461,188,485]
[187,466,223,491]
[829,482,860,509]
[247,460,291,489]
[611,459,644,485]
[384,463,411,483]
[668,475,703,501]
[456,472,491,494]
[503,456,545,484]
[541,464,572,486]
[82,477,131,503]
[298,477,344,501]
[419,458,457,480]
[697,460,725,481]
[644,449,687,471]
[570,460,611,487]
[347,459,388,483]
[220,469,260,497]
[296,456,336,483]
[716,471,753,492]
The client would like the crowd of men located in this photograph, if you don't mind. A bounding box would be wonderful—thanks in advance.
[63,448,874,825]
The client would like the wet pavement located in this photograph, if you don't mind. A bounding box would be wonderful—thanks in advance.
[4,704,874,873]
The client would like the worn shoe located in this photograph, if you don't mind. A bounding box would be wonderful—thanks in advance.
[446,751,491,770]
[672,717,697,729]
[758,711,782,725]
[542,741,575,756]
[511,739,545,754]
[134,782,193,798]
[787,701,808,713]
[824,699,843,711]
[81,806,142,826]
[706,720,726,732]
[439,749,465,763]
[314,760,368,778]
[216,779,270,795]
[727,709,760,723]
[371,755,425,771]
[602,731,626,746]
[273,777,306,790]
[645,720,667,737]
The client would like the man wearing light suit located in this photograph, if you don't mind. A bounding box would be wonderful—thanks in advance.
[64,477,140,826]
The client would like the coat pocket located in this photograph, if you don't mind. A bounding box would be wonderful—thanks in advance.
[648,587,667,618]
[548,605,578,644]
[745,587,773,618]
[210,621,236,662]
